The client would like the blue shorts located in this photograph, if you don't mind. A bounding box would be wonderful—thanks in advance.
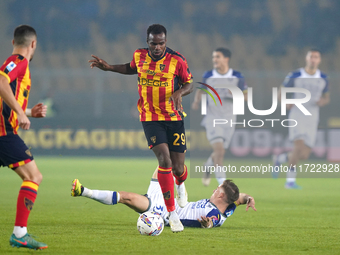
[0,134,34,170]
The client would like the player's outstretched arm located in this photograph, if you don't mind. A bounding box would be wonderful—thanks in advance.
[0,75,30,129]
[26,103,47,118]
[89,55,137,75]
[236,193,257,212]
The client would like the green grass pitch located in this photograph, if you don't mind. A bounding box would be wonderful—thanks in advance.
[0,157,339,254]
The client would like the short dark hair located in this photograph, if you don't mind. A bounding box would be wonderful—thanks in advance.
[147,24,167,39]
[221,180,239,204]
[13,25,37,47]
[308,48,321,54]
[215,48,231,58]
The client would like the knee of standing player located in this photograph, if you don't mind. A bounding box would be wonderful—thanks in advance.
[157,154,172,169]
[172,163,184,176]
[33,171,43,185]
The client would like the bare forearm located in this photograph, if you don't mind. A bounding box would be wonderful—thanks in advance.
[239,193,251,205]
[193,89,204,103]
[180,82,193,97]
[109,63,137,75]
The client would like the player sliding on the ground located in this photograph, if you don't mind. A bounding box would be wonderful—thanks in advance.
[89,24,193,232]
[71,169,256,229]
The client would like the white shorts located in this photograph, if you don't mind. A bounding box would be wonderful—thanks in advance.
[202,115,236,149]
[289,122,318,148]
[145,180,169,224]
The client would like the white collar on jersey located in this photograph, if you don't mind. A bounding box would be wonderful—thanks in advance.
[300,68,321,78]
[212,68,233,78]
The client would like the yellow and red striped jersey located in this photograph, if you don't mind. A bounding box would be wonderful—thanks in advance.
[0,54,31,136]
[130,47,193,121]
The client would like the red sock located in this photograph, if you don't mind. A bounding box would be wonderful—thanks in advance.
[174,165,188,185]
[15,181,39,227]
[157,166,175,212]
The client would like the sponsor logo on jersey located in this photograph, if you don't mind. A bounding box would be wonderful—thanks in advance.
[138,77,168,87]
[139,68,164,77]
[5,61,17,72]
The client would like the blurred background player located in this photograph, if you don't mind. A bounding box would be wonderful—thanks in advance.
[0,25,48,250]
[89,24,193,232]
[192,48,247,186]
[71,168,256,229]
[273,49,330,189]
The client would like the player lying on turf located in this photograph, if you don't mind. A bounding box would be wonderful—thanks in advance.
[71,168,256,228]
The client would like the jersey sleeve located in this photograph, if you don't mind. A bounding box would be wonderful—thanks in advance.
[321,74,329,94]
[129,51,137,71]
[0,56,28,83]
[201,70,212,87]
[282,72,296,87]
[206,208,222,227]
[235,72,247,92]
[177,57,193,84]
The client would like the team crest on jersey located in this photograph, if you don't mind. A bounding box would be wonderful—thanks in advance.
[163,191,171,200]
[5,61,16,73]
[151,136,156,143]
[24,197,34,211]
[160,64,166,71]
[25,149,32,157]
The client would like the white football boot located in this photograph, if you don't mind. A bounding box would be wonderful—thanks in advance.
[175,182,188,208]
[168,211,184,233]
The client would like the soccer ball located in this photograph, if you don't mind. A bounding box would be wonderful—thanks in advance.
[137,211,164,236]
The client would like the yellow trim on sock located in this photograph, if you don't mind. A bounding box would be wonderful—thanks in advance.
[22,181,38,191]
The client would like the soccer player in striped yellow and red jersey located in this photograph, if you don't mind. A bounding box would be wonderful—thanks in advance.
[0,25,48,250]
[89,24,193,232]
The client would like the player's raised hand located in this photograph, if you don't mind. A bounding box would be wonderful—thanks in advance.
[31,103,47,118]
[246,197,257,212]
[169,90,183,112]
[17,111,31,130]
[197,216,213,228]
[89,55,111,71]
